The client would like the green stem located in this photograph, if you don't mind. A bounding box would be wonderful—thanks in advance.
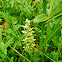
[0,28,2,42]
[43,0,47,61]
[54,41,62,60]
[9,46,31,62]
[40,52,55,62]
[45,0,54,53]
[43,0,47,14]
[49,0,54,16]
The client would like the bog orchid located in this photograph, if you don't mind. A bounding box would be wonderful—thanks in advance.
[22,19,36,55]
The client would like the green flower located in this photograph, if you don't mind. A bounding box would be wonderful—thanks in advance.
[22,19,36,54]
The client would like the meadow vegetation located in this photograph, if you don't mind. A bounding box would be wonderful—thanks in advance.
[0,0,62,62]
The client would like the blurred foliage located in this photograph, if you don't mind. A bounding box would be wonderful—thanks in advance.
[0,0,62,62]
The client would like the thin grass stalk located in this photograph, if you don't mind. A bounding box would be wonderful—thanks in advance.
[42,0,47,61]
[45,0,54,53]
[9,46,31,62]
[54,41,62,60]
[43,0,47,14]
[0,28,2,42]
[40,52,55,62]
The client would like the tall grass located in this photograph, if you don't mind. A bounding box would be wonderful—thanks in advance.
[0,0,62,62]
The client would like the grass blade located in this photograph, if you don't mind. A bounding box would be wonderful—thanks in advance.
[0,28,2,42]
[32,25,62,60]
[9,46,31,62]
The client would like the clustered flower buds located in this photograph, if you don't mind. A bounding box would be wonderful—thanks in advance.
[22,19,36,54]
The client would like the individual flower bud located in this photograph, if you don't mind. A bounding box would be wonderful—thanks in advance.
[25,19,30,26]
[22,31,25,33]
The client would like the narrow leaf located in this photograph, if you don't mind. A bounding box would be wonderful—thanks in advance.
[32,25,62,60]
[4,38,14,49]
[0,28,2,42]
